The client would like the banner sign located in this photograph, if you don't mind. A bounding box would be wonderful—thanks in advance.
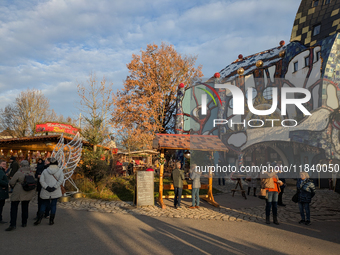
[35,123,79,135]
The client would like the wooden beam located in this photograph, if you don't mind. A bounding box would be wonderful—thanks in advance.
[202,151,220,208]
[163,184,209,190]
[158,149,166,209]
[158,146,227,151]
[162,195,208,199]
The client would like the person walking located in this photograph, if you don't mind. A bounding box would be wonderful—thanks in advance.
[0,159,9,224]
[127,161,134,176]
[5,160,36,231]
[171,162,185,209]
[297,172,316,226]
[217,159,225,186]
[34,158,50,220]
[189,164,201,209]
[34,158,64,226]
[261,166,283,225]
[277,161,286,206]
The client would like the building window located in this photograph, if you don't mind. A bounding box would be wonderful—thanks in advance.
[246,88,257,101]
[294,61,298,72]
[316,51,321,62]
[305,56,310,67]
[312,0,319,7]
[229,98,233,109]
[263,87,273,100]
[324,0,331,5]
[313,24,321,36]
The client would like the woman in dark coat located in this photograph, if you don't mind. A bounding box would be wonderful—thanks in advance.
[34,158,50,219]
[0,159,9,224]
[34,158,64,226]
[297,172,316,225]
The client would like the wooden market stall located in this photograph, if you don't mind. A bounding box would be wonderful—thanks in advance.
[153,134,229,209]
[0,134,110,164]
[118,150,159,169]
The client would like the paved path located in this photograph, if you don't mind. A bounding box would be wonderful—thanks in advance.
[0,204,339,255]
[23,178,340,224]
[1,179,339,254]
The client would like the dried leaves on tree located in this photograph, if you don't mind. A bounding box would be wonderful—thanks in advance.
[112,42,203,149]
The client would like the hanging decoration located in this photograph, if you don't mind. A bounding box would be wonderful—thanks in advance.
[51,132,83,195]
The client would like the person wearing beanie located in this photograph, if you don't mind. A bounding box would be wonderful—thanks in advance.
[6,160,35,231]
[34,158,64,226]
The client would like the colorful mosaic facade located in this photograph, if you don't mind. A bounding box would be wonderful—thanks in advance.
[176,0,340,170]
[291,0,340,46]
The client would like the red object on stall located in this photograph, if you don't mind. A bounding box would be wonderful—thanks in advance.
[35,122,79,135]
[214,72,220,78]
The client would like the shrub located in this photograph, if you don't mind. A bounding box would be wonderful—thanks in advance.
[80,147,109,183]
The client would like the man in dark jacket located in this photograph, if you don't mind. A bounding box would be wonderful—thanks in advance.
[171,162,185,209]
[8,156,19,179]
[127,161,134,176]
[34,158,50,220]
[0,159,9,224]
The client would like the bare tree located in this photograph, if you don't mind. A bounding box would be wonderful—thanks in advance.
[0,104,23,137]
[77,73,114,148]
[0,89,50,137]
[48,109,76,126]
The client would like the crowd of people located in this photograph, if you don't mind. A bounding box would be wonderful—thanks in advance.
[1,155,318,228]
[0,156,64,231]
[170,160,316,226]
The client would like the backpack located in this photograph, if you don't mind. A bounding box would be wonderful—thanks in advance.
[22,174,37,191]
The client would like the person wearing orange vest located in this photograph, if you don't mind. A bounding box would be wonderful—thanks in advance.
[261,163,283,225]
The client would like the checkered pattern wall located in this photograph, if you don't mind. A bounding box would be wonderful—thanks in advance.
[291,0,340,46]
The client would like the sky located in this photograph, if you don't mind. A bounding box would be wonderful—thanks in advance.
[0,0,301,119]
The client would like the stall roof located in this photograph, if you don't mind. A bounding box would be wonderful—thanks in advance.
[153,134,229,152]
[0,135,110,150]
[118,149,159,155]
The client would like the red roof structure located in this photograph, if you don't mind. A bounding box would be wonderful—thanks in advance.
[0,135,110,150]
[153,134,229,152]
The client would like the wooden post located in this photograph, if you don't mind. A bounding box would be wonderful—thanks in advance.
[208,151,214,201]
[202,151,219,207]
[159,149,166,209]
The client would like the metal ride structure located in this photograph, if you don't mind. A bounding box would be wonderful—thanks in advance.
[51,132,83,196]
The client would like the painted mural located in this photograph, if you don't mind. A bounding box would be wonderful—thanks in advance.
[176,0,340,178]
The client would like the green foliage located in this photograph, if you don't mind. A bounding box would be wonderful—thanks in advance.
[190,150,211,167]
[74,175,222,202]
[81,116,105,145]
[75,175,135,201]
[81,147,109,183]
[110,176,136,201]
